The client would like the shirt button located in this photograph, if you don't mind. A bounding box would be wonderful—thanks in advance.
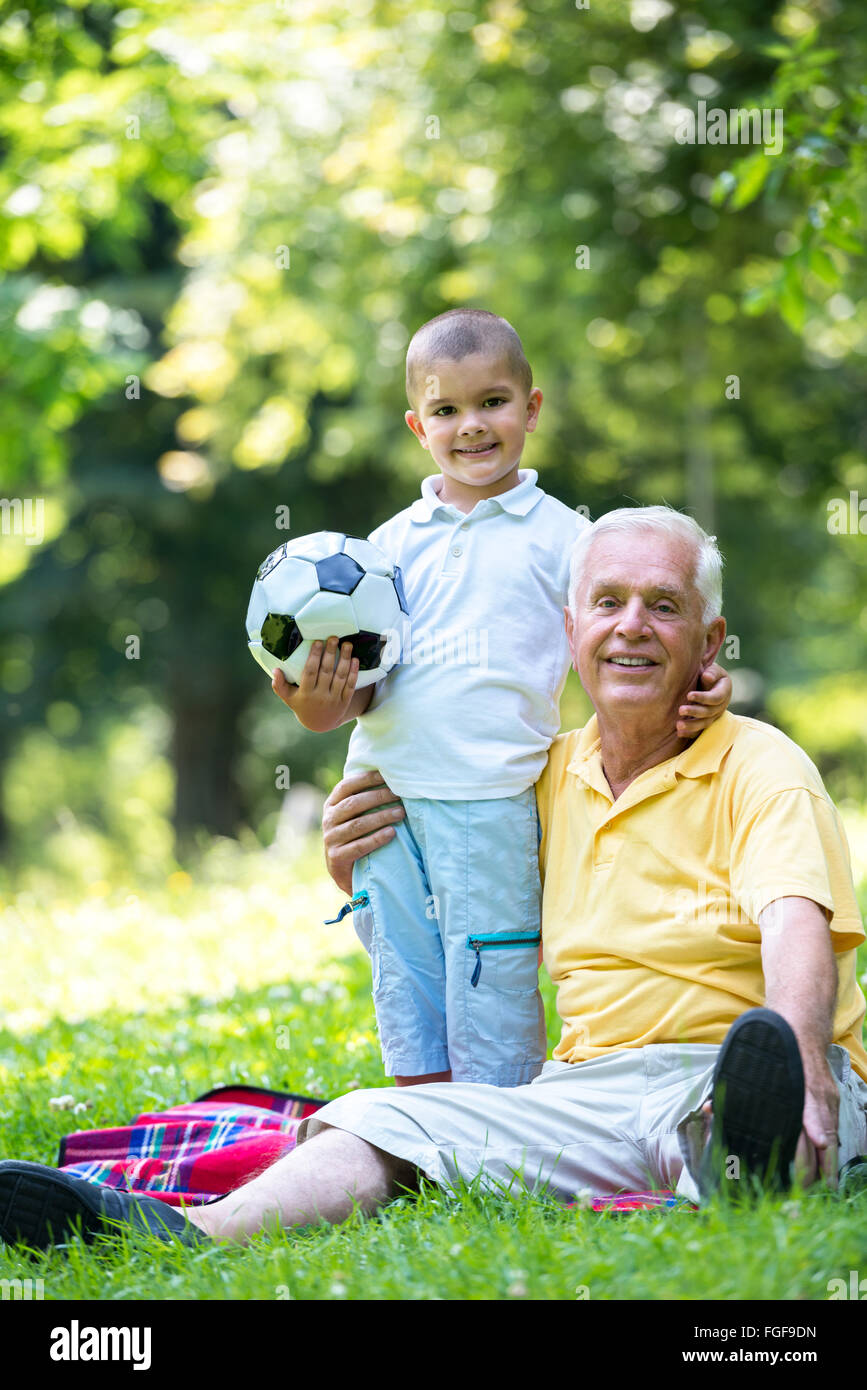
[451,546,463,557]
[460,523,469,531]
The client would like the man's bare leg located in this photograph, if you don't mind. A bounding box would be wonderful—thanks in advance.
[186,1125,418,1245]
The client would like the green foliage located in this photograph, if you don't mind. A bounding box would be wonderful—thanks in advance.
[1,709,174,886]
[0,0,865,854]
[769,674,867,806]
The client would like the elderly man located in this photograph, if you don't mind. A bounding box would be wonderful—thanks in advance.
[1,506,865,1246]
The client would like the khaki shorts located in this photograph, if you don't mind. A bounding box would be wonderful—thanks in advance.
[297,1043,867,1204]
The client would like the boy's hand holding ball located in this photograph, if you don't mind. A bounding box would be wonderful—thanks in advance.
[272,635,371,732]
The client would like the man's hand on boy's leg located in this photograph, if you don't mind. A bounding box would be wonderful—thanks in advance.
[322,768,405,895]
[272,636,372,732]
[676,662,732,739]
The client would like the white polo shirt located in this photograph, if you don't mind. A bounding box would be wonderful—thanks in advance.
[344,470,588,799]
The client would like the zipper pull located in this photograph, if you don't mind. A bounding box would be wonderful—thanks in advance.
[470,942,482,988]
[324,890,369,925]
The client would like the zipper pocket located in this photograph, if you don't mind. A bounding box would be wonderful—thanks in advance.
[324,890,369,925]
[467,930,541,988]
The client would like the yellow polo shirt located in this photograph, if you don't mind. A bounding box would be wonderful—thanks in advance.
[536,712,867,1081]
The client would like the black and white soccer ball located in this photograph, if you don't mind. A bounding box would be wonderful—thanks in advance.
[246,531,410,689]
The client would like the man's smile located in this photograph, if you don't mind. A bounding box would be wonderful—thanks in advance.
[606,655,658,668]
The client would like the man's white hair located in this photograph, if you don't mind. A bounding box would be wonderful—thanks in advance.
[569,505,724,624]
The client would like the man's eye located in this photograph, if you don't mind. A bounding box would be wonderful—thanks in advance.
[655,603,675,613]
[597,598,617,608]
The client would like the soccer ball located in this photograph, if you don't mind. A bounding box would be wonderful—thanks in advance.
[246,531,409,689]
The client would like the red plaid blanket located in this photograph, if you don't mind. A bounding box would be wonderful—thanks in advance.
[58,1086,320,1208]
[58,1085,691,1212]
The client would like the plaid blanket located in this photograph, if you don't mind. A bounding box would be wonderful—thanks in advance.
[58,1085,693,1212]
[58,1086,322,1209]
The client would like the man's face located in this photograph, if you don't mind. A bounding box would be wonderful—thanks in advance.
[405,353,541,497]
[566,530,725,723]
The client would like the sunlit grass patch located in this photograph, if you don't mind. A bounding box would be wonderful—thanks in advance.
[1,964,867,1301]
[0,838,357,1032]
[3,1158,867,1302]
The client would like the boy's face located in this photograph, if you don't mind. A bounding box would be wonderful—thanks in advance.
[405,352,542,509]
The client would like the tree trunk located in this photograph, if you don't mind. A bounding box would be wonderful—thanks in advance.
[683,324,715,534]
[169,683,247,843]
[0,783,9,851]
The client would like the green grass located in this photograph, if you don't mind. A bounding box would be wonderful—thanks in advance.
[2,845,867,1301]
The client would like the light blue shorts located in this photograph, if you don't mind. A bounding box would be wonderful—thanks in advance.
[348,789,547,1086]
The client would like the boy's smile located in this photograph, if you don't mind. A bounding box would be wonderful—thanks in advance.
[405,352,542,513]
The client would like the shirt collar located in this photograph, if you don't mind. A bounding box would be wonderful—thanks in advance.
[672,709,740,778]
[566,710,740,801]
[408,469,544,523]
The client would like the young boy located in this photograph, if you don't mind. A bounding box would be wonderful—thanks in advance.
[274,308,731,1089]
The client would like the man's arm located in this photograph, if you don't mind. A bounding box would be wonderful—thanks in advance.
[322,769,405,896]
[759,895,840,1186]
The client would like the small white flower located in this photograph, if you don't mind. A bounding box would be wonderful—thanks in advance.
[48,1094,75,1111]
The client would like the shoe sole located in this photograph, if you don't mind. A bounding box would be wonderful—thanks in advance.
[700,1009,805,1198]
[0,1162,105,1247]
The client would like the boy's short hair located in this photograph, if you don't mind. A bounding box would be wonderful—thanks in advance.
[405,308,532,408]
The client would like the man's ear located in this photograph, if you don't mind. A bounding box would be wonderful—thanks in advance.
[405,410,429,448]
[564,605,579,672]
[701,616,726,671]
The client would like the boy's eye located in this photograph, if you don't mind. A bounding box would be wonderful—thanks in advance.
[433,397,507,415]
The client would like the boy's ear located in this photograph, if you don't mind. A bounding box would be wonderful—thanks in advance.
[405,410,429,449]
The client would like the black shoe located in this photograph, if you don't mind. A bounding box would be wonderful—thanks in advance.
[0,1161,212,1248]
[699,1008,805,1200]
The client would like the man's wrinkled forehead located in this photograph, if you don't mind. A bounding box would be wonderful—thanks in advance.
[580,531,701,604]
[586,575,688,602]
